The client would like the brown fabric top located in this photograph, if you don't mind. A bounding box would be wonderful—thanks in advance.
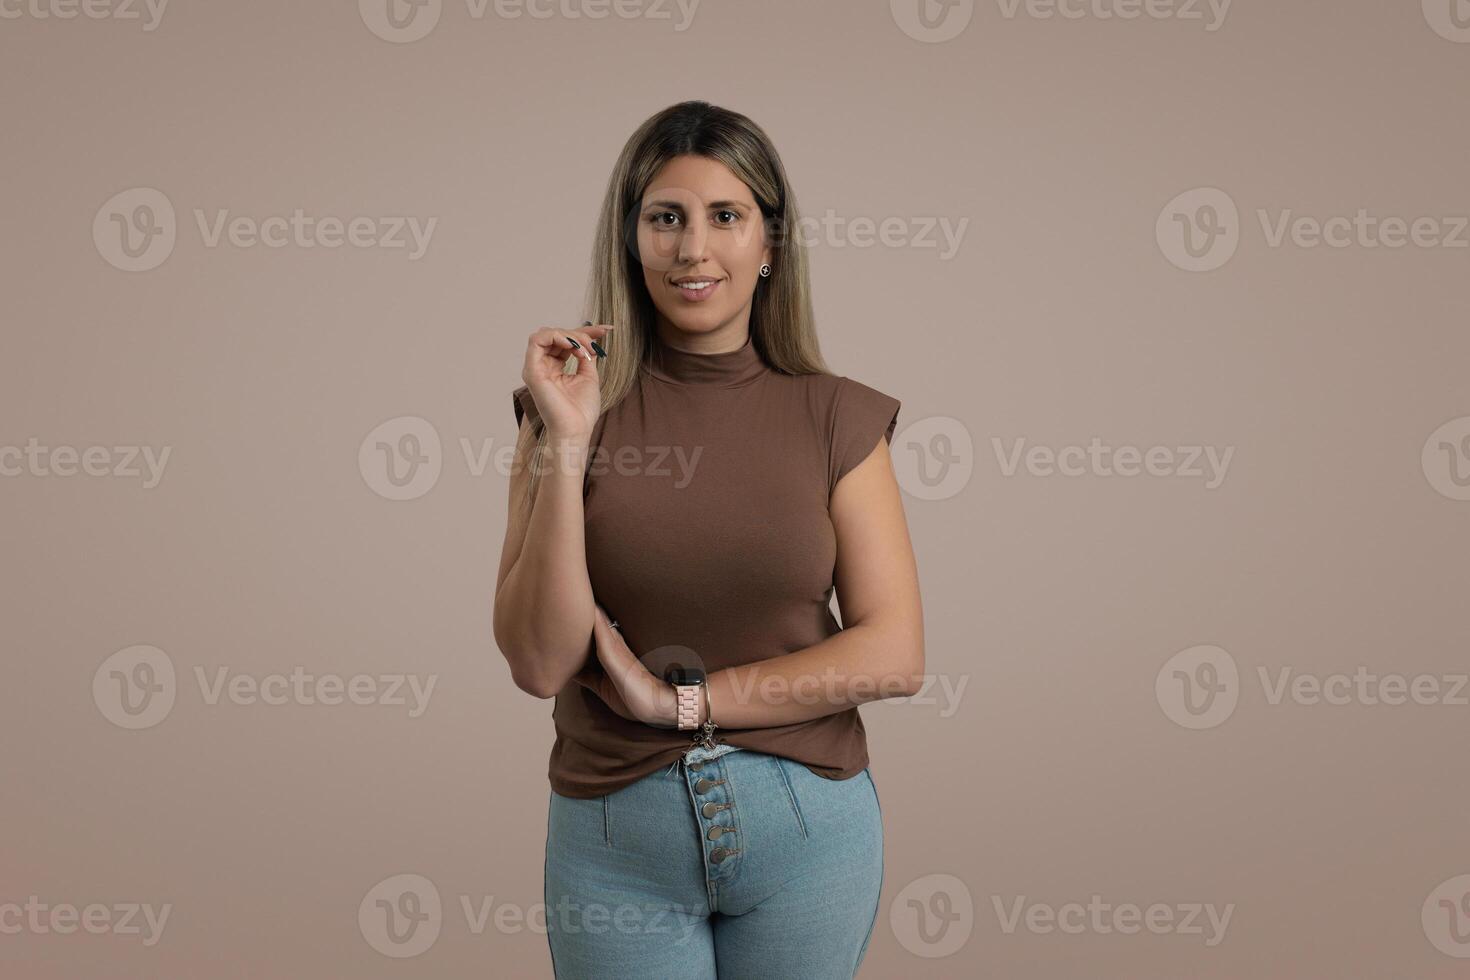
[512,331,900,798]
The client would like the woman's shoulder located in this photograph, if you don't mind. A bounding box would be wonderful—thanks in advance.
[774,371,902,492]
[778,370,898,412]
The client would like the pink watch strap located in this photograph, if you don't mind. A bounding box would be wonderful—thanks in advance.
[675,684,702,730]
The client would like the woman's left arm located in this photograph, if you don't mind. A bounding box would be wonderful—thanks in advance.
[589,434,925,730]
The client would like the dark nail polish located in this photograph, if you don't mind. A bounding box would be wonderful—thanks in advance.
[582,320,593,327]
[589,341,606,358]
[565,336,582,349]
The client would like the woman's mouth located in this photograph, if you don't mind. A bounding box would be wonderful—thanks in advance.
[672,278,721,302]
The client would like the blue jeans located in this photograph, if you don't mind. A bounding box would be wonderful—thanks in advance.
[544,742,885,979]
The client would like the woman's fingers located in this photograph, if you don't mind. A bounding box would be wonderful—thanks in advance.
[522,323,615,386]
[523,329,577,380]
[561,324,616,363]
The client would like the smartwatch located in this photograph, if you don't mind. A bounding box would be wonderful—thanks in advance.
[665,664,706,731]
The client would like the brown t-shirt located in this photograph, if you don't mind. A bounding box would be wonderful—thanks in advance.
[511,331,901,798]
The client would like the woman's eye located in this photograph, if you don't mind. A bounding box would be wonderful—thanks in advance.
[649,211,681,228]
[714,210,738,225]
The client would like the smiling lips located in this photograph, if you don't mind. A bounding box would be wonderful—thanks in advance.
[672,277,722,302]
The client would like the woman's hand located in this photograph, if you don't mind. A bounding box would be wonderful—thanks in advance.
[587,604,679,729]
[521,323,616,439]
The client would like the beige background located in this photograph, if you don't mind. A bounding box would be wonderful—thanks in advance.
[3,0,1469,977]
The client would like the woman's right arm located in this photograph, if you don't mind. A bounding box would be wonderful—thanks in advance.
[492,324,615,698]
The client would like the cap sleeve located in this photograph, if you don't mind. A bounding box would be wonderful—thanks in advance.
[512,384,543,436]
[829,376,901,493]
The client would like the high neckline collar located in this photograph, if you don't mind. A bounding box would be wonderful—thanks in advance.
[644,330,769,388]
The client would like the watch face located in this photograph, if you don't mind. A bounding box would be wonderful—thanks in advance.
[664,664,706,686]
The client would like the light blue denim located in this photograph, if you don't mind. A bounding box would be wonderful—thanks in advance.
[544,742,885,979]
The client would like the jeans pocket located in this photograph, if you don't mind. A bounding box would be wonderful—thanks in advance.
[549,790,612,848]
[771,757,809,840]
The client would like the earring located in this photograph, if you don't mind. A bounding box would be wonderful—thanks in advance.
[759,264,771,277]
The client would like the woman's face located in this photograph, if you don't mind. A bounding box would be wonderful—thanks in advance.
[636,154,772,343]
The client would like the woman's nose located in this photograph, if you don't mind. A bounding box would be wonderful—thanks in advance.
[677,221,708,263]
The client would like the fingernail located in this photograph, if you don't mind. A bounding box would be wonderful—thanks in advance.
[582,320,593,327]
[565,336,582,349]
[589,340,606,358]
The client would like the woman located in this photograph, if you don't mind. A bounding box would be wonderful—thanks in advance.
[493,100,924,979]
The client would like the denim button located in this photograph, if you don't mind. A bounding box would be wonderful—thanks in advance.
[695,778,717,793]
[687,761,704,771]
[709,847,732,863]
[702,802,722,817]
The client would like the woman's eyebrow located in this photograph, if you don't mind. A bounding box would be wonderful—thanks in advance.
[642,199,751,210]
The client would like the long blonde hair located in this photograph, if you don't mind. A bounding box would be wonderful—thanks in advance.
[521,100,835,507]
